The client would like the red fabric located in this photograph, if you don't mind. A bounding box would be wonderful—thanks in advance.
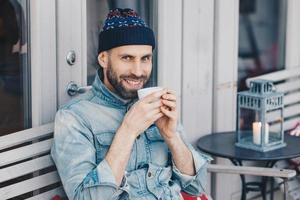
[51,195,62,200]
[181,192,209,200]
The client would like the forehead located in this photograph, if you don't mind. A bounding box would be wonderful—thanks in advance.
[110,45,152,56]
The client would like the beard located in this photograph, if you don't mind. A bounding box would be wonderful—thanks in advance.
[106,63,150,100]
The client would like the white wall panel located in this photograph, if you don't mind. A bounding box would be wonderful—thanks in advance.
[285,0,300,68]
[213,0,240,199]
[157,0,183,118]
[182,0,214,145]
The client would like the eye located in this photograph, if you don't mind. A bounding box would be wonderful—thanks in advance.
[142,56,151,62]
[121,56,132,61]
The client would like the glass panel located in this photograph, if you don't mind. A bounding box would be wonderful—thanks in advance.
[238,0,287,91]
[0,0,31,135]
[86,0,157,86]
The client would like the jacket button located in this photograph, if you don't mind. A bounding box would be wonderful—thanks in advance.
[147,172,152,177]
[137,135,140,139]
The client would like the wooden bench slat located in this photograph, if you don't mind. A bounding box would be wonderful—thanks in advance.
[0,139,53,167]
[0,155,54,183]
[285,92,300,105]
[246,67,300,85]
[267,103,300,122]
[207,164,296,178]
[271,116,300,132]
[26,186,66,200]
[0,171,60,199]
[0,123,54,150]
[275,79,300,94]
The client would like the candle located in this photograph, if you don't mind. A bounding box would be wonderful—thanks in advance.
[252,122,269,145]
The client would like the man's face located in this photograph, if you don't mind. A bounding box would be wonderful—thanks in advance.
[100,45,153,99]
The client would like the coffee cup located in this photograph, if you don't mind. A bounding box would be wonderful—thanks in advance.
[137,86,163,99]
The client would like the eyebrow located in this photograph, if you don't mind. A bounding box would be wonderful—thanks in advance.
[142,54,153,58]
[118,53,152,58]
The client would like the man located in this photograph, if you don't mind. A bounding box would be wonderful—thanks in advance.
[51,8,211,200]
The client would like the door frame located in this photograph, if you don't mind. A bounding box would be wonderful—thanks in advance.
[30,0,57,126]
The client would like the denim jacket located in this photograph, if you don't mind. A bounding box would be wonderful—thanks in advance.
[51,71,212,200]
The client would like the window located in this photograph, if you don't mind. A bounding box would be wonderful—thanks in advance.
[238,0,287,91]
[0,0,30,135]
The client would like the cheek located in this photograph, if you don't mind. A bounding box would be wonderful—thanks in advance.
[144,65,152,76]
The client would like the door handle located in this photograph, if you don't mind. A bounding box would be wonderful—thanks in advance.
[66,82,92,96]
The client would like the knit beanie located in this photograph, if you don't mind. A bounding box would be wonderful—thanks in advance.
[98,8,155,53]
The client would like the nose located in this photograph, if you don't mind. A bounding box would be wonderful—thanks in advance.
[131,61,143,77]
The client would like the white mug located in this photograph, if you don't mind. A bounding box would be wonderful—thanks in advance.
[137,86,163,99]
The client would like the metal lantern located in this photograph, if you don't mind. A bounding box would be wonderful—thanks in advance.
[236,79,285,152]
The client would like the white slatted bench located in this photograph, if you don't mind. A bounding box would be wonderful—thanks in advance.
[246,67,300,199]
[0,123,66,200]
[0,123,296,199]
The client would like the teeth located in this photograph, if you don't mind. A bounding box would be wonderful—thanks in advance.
[125,79,141,86]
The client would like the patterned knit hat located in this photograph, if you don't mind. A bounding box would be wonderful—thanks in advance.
[98,8,155,53]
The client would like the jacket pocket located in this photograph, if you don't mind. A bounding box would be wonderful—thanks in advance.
[95,132,115,163]
[145,126,169,166]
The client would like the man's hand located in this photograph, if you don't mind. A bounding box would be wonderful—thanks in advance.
[121,89,167,139]
[155,89,178,139]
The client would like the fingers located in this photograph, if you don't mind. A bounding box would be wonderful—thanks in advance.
[143,89,167,103]
[161,90,176,101]
[160,105,176,119]
[161,99,176,110]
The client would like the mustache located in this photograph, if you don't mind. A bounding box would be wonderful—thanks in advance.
[120,74,148,81]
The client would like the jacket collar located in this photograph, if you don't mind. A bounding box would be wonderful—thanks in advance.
[92,69,137,107]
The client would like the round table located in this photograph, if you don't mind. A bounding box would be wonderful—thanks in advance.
[197,132,300,200]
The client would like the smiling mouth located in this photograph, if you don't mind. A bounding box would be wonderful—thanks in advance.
[123,78,144,89]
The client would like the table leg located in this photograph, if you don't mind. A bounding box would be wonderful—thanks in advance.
[230,159,247,200]
[265,161,277,200]
[229,159,277,200]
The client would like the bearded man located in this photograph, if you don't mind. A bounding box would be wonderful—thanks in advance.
[51,8,211,200]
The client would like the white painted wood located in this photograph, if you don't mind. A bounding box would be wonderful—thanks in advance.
[246,67,300,86]
[181,0,214,144]
[157,0,183,120]
[276,79,300,93]
[208,164,296,178]
[267,104,300,123]
[26,187,66,200]
[285,92,300,105]
[213,0,240,199]
[57,0,87,106]
[272,116,300,132]
[0,171,60,199]
[285,0,300,69]
[30,0,57,125]
[0,123,53,150]
[0,139,52,167]
[213,0,239,132]
[0,155,54,182]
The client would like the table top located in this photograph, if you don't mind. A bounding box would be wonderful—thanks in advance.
[197,132,300,161]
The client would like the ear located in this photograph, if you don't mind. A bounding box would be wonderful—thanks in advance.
[98,51,109,69]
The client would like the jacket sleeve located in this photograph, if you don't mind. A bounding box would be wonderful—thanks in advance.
[171,123,213,196]
[51,109,128,200]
